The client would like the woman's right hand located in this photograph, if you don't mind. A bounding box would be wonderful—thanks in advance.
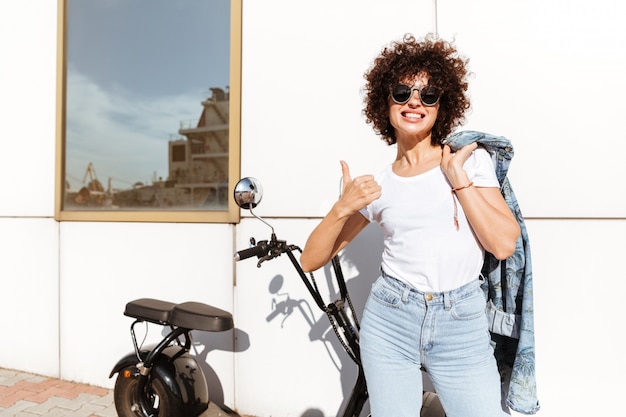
[338,160,381,218]
[300,161,380,272]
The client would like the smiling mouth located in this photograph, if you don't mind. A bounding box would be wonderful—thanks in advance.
[403,112,425,119]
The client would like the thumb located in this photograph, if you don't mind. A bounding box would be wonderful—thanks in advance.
[339,160,352,196]
[340,160,352,183]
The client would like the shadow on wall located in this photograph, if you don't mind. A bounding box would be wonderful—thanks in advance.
[266,223,385,417]
[339,222,386,317]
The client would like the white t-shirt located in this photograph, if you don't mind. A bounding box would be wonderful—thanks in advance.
[359,148,499,292]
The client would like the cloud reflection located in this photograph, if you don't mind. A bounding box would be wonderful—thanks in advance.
[65,66,206,191]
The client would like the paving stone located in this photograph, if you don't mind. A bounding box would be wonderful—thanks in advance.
[0,369,116,417]
[13,412,40,417]
[65,403,106,417]
[21,396,66,415]
[19,409,68,417]
[0,400,38,417]
[89,391,114,407]
[93,403,118,417]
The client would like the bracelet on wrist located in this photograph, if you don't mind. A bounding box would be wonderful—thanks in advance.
[451,181,474,230]
[452,181,474,192]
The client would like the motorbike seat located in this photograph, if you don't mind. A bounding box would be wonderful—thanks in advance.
[124,298,176,324]
[169,301,234,332]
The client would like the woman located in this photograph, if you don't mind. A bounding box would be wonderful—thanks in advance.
[300,34,520,417]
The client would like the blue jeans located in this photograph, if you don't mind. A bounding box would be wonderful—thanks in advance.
[360,274,509,417]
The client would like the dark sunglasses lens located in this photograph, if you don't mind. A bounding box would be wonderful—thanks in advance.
[420,87,440,105]
[391,85,412,103]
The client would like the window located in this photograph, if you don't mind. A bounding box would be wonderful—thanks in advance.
[55,0,242,222]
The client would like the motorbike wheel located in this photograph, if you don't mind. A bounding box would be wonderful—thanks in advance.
[114,367,182,417]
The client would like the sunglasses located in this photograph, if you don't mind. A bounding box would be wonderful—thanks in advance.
[390,84,442,106]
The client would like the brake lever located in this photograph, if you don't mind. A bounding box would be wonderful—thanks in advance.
[256,254,274,267]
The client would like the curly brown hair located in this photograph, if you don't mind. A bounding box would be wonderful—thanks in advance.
[363,34,471,146]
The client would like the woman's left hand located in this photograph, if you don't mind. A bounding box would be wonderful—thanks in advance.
[441,142,520,260]
[440,142,477,188]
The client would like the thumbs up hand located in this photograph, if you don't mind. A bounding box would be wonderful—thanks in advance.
[337,160,381,216]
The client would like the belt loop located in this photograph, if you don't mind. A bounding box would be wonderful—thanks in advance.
[443,291,451,310]
[401,286,410,303]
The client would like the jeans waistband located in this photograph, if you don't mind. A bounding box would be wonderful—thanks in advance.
[380,269,482,307]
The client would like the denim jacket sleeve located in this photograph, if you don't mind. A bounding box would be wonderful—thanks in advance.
[443,131,540,414]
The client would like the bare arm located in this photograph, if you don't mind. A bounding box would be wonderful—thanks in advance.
[300,161,381,272]
[441,144,520,260]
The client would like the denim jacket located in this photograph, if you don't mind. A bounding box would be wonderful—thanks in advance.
[443,131,540,414]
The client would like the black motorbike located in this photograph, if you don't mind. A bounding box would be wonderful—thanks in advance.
[109,298,239,417]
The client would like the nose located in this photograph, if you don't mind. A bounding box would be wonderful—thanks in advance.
[407,89,423,106]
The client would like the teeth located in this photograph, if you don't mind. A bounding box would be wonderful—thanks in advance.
[405,113,424,119]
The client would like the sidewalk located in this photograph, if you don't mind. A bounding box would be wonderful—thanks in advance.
[0,368,116,417]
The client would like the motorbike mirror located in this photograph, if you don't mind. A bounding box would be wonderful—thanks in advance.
[233,177,263,209]
[234,177,274,234]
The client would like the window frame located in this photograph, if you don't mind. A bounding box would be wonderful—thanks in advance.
[55,0,242,223]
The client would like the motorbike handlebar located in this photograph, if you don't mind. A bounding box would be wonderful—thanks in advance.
[233,240,270,262]
[234,232,351,319]
[234,233,298,267]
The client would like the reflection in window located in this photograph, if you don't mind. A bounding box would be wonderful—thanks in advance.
[62,0,232,212]
[67,89,230,210]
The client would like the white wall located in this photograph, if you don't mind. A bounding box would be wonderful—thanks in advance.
[0,0,59,376]
[58,222,236,395]
[438,0,626,218]
[528,219,625,417]
[0,1,625,417]
[0,218,59,375]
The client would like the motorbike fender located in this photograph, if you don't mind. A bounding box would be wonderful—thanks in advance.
[110,345,209,411]
[109,349,148,379]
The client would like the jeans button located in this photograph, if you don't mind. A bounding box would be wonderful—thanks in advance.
[425,294,433,301]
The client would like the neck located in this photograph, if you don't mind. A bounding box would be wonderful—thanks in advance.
[393,140,442,176]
